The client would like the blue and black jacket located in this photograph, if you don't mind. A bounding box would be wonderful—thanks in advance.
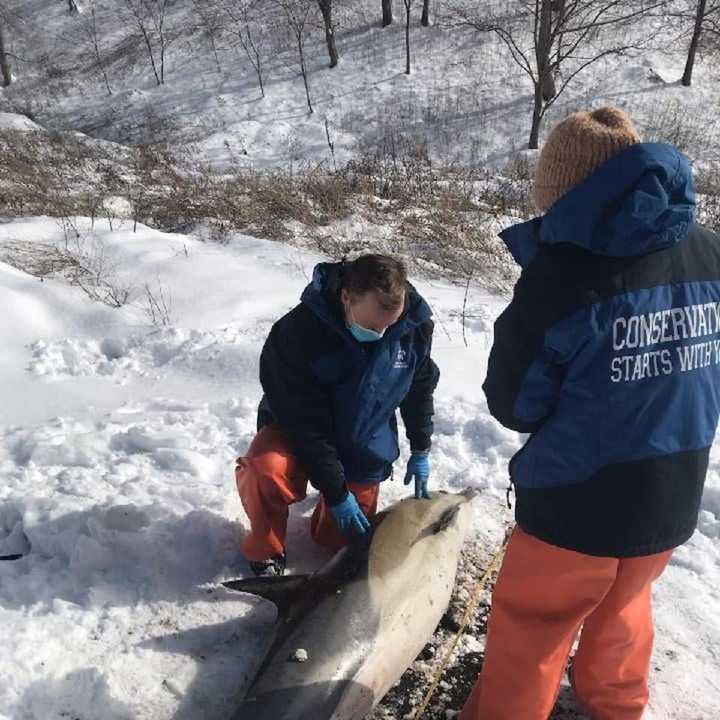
[257,262,440,506]
[484,142,720,557]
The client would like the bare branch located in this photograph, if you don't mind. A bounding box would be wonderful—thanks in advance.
[493,24,536,79]
[548,45,632,109]
[563,0,670,33]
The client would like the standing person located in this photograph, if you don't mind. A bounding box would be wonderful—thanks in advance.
[235,254,440,577]
[460,107,720,719]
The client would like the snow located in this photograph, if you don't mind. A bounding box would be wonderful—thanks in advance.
[0,113,42,133]
[0,216,718,719]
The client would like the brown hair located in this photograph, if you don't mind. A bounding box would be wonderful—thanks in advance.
[343,254,407,311]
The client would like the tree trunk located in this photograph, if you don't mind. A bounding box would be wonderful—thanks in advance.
[91,9,113,95]
[240,24,265,98]
[298,36,313,114]
[541,69,557,101]
[68,0,79,14]
[537,0,556,102]
[382,0,393,26]
[529,82,544,150]
[405,3,411,74]
[158,8,167,85]
[318,0,339,68]
[208,28,222,73]
[254,45,265,97]
[0,22,11,87]
[682,0,707,87]
[552,0,566,92]
[138,24,161,86]
[421,0,430,26]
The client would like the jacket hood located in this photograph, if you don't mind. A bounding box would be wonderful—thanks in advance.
[500,142,696,268]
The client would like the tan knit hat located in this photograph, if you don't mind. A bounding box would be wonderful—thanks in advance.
[532,106,641,212]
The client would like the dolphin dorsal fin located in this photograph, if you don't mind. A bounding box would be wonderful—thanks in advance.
[223,575,310,616]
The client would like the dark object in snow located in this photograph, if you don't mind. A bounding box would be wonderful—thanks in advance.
[249,552,287,577]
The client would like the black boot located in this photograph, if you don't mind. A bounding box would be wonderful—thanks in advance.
[248,551,287,577]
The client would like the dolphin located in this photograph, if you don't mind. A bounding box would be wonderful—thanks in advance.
[225,489,477,720]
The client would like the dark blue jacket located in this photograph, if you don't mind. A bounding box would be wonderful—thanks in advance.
[484,142,720,557]
[258,262,439,505]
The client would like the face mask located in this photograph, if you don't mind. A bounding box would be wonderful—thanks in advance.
[348,322,385,343]
[346,303,385,343]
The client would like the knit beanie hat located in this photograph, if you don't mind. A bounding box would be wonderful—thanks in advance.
[532,106,642,213]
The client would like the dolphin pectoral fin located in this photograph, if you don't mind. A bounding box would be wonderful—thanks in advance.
[313,534,373,585]
[222,575,311,615]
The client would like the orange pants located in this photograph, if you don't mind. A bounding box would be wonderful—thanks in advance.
[459,527,672,720]
[235,424,380,561]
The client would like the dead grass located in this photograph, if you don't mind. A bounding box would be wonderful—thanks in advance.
[0,127,526,293]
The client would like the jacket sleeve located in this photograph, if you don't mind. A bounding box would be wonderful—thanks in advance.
[482,269,564,434]
[400,320,440,452]
[259,316,348,506]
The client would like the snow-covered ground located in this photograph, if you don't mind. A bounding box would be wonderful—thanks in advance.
[0,217,718,719]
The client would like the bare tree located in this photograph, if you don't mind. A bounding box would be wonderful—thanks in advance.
[80,1,113,95]
[679,0,720,85]
[276,0,315,114]
[422,0,430,26]
[382,0,393,26]
[403,0,413,73]
[68,0,80,14]
[537,0,556,102]
[222,0,269,97]
[0,16,10,87]
[122,0,174,86]
[0,2,24,88]
[457,1,668,149]
[191,0,225,73]
[318,0,338,67]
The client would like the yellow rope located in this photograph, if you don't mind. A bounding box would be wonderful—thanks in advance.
[412,531,512,720]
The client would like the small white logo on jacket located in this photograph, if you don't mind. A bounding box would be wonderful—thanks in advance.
[394,348,409,369]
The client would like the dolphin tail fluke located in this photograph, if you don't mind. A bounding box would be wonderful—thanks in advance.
[223,574,310,615]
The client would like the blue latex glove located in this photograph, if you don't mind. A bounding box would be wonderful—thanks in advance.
[404,451,431,499]
[329,492,371,535]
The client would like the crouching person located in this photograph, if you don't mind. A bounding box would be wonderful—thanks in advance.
[235,254,440,576]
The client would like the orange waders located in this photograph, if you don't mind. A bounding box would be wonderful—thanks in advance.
[235,424,379,560]
[459,526,672,720]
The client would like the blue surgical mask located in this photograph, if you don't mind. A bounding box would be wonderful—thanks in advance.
[344,299,386,343]
[348,322,385,343]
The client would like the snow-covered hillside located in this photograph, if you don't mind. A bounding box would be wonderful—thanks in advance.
[1,1,719,172]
